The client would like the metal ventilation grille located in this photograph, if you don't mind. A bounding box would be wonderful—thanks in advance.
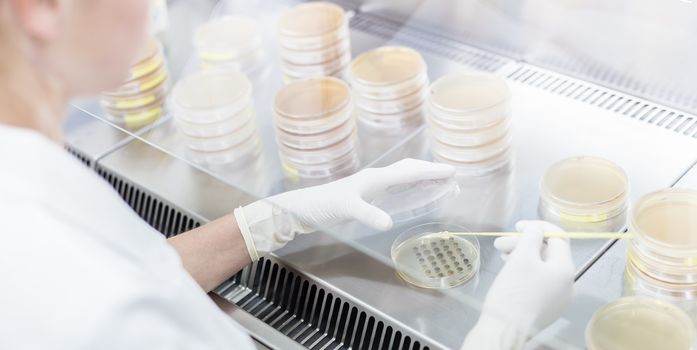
[507,65,697,139]
[93,165,436,350]
[215,258,433,350]
[95,165,201,237]
[65,146,92,167]
[350,13,508,73]
[534,53,697,115]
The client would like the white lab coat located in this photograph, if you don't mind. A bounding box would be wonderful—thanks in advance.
[0,124,255,350]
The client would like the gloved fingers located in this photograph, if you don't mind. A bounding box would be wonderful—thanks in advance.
[494,236,519,255]
[545,237,574,269]
[516,220,564,234]
[510,224,545,259]
[362,159,455,194]
[348,198,393,231]
[496,236,550,261]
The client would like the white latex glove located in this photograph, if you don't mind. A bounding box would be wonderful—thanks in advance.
[461,220,575,350]
[234,159,455,261]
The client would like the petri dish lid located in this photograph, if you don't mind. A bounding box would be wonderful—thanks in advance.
[541,156,629,213]
[427,115,511,147]
[585,296,695,350]
[103,64,168,98]
[429,72,511,115]
[432,147,512,177]
[277,129,358,165]
[180,117,258,152]
[281,38,350,65]
[357,103,425,131]
[102,101,164,129]
[187,132,261,166]
[281,149,359,180]
[281,50,351,77]
[630,188,697,250]
[172,70,252,123]
[276,119,355,150]
[278,2,346,38]
[349,46,426,88]
[274,77,350,120]
[175,106,255,138]
[431,134,512,163]
[195,16,261,60]
[354,84,427,115]
[372,178,460,223]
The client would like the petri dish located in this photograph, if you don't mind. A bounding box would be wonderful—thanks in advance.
[391,223,480,289]
[430,134,512,163]
[278,2,345,37]
[101,83,168,111]
[274,77,351,121]
[585,296,695,350]
[624,259,697,302]
[277,130,358,165]
[276,120,355,150]
[427,73,511,130]
[627,189,697,283]
[354,71,429,101]
[103,64,168,98]
[357,104,425,131]
[372,178,460,223]
[275,104,353,135]
[172,70,252,124]
[539,156,629,232]
[129,39,164,80]
[281,50,351,78]
[194,15,262,61]
[281,38,350,65]
[180,118,258,152]
[427,114,511,147]
[175,106,255,138]
[282,149,359,180]
[102,101,164,129]
[432,147,512,177]
[187,132,261,166]
[349,46,426,88]
[354,84,427,115]
[429,72,510,115]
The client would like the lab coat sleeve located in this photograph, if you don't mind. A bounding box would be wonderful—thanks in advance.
[86,294,256,350]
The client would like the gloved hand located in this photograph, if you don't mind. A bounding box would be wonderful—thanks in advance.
[234,158,455,261]
[461,220,575,350]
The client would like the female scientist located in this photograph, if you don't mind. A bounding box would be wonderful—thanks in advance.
[0,0,574,349]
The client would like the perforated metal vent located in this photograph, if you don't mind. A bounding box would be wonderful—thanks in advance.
[94,165,437,350]
[350,13,509,73]
[65,146,92,167]
[507,65,697,139]
[215,258,433,350]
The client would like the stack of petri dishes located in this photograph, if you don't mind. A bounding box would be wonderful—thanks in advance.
[277,2,350,82]
[101,38,169,128]
[426,72,512,175]
[585,296,695,350]
[273,77,359,181]
[194,15,266,74]
[539,156,629,232]
[348,46,428,133]
[171,70,261,166]
[625,189,697,320]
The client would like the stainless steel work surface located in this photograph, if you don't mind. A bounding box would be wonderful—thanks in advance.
[63,106,136,165]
